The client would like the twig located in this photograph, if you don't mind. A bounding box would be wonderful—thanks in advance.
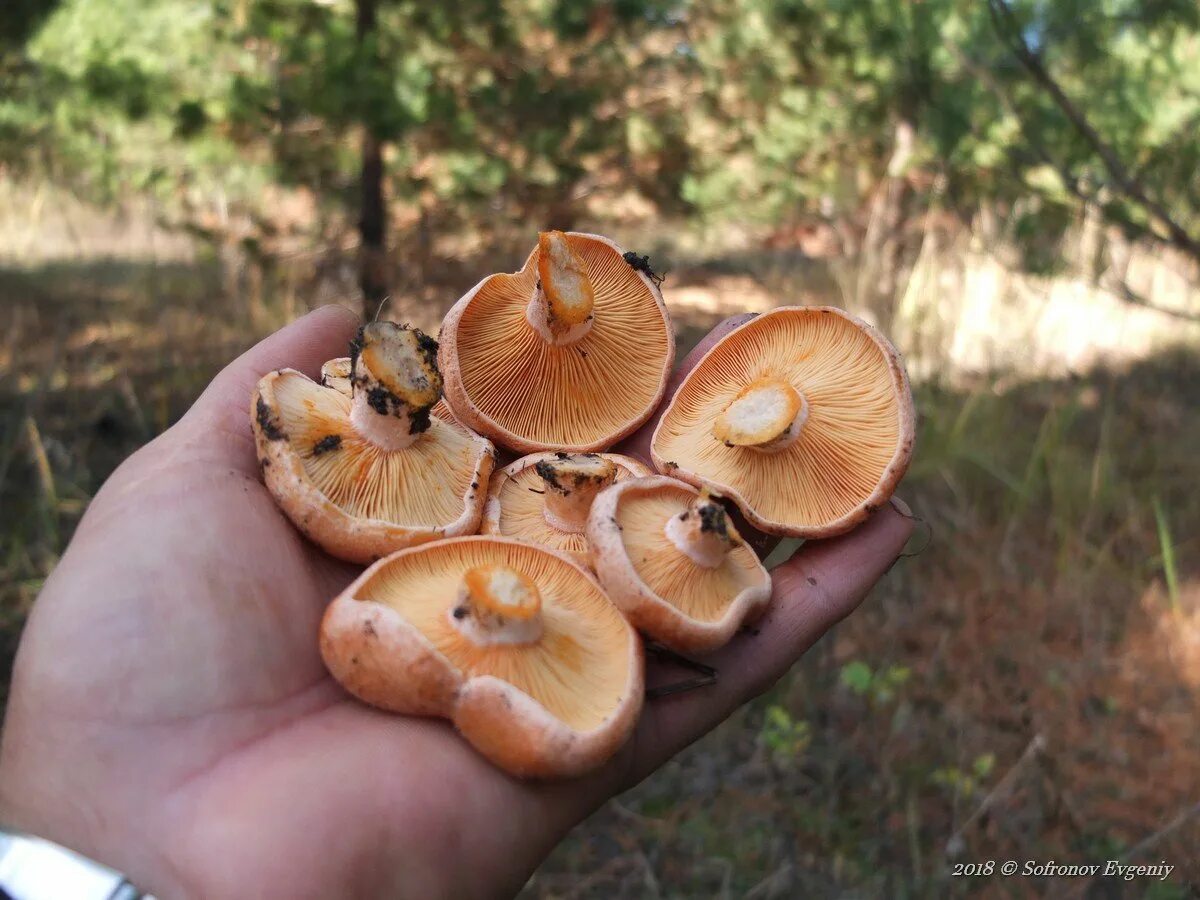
[987,0,1200,263]
[644,641,719,699]
[945,733,1046,857]
[1122,798,1200,861]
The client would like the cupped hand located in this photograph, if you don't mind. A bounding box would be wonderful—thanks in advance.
[0,306,913,899]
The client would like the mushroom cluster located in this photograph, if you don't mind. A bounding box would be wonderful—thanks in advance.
[252,231,914,779]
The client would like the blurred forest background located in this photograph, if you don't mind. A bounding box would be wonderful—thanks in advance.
[2,0,1199,895]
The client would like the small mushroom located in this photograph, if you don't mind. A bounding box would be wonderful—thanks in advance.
[588,476,771,653]
[481,451,652,566]
[320,536,644,778]
[251,322,495,563]
[650,307,915,537]
[439,231,674,453]
[320,357,353,394]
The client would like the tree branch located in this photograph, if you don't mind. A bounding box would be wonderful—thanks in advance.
[987,0,1200,264]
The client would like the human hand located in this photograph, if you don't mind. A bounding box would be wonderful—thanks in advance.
[0,306,913,899]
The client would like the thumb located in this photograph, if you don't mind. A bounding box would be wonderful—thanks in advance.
[184,304,362,470]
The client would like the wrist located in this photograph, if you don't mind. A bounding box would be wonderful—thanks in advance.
[0,828,147,899]
[0,737,180,900]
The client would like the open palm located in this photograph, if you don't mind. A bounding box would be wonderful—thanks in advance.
[0,306,913,899]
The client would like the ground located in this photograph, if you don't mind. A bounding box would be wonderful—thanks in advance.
[1,242,1197,897]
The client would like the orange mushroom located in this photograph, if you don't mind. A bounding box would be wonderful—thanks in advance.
[252,322,495,563]
[439,231,674,453]
[650,306,914,537]
[588,476,771,653]
[320,536,643,778]
[481,451,651,566]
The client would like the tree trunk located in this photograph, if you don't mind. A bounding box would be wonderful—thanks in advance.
[856,120,915,331]
[356,0,388,320]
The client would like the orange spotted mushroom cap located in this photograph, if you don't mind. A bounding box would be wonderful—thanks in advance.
[481,451,651,567]
[320,536,643,779]
[588,476,771,653]
[439,231,674,453]
[650,307,914,538]
[252,323,495,563]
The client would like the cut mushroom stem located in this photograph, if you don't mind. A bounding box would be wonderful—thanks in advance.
[525,231,595,346]
[712,377,808,453]
[450,564,544,646]
[348,322,443,452]
[535,453,618,533]
[664,490,744,569]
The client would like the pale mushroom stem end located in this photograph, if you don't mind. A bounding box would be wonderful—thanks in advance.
[537,454,618,534]
[450,565,544,646]
[664,492,743,569]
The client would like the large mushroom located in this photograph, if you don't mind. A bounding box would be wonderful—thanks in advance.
[650,307,914,537]
[588,476,771,653]
[439,231,674,453]
[252,322,495,563]
[481,451,651,567]
[320,536,643,778]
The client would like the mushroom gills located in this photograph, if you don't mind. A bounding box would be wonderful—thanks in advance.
[664,490,744,569]
[350,322,443,451]
[712,377,808,453]
[534,453,618,533]
[356,540,635,732]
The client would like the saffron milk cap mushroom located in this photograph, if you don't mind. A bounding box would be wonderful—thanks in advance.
[252,322,495,563]
[320,536,643,778]
[481,451,651,566]
[650,307,915,538]
[588,476,771,653]
[439,231,674,453]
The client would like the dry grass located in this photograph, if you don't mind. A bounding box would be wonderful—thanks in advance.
[1,187,1198,896]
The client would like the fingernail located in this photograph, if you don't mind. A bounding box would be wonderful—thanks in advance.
[890,496,912,518]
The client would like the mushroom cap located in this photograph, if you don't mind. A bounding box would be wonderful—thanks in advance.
[587,476,772,653]
[252,368,495,563]
[320,536,644,778]
[481,452,652,566]
[439,232,675,453]
[650,307,915,538]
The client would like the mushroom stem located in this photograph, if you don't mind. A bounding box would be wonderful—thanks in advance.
[349,322,442,452]
[525,231,595,346]
[712,377,808,454]
[536,453,618,533]
[450,565,544,645]
[664,491,744,569]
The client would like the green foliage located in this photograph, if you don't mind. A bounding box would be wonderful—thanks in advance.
[1152,496,1181,613]
[2,0,1198,258]
[930,753,996,798]
[759,704,812,762]
[839,661,911,705]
